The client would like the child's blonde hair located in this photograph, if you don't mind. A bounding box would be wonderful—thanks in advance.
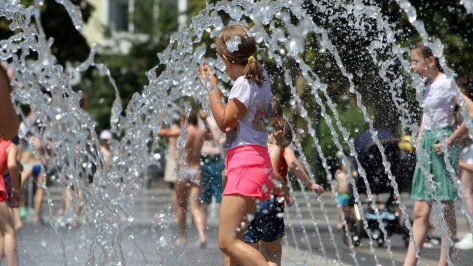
[215,25,265,87]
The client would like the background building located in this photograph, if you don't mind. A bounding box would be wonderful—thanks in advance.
[81,0,187,54]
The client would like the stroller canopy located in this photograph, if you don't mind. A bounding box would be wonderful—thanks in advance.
[352,129,399,194]
[353,129,396,155]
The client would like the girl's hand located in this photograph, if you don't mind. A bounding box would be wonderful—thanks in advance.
[434,140,452,156]
[198,62,217,91]
[9,189,19,208]
[199,109,208,120]
[285,194,295,206]
[311,183,325,196]
[434,143,442,155]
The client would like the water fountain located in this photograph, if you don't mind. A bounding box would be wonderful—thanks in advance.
[1,0,473,265]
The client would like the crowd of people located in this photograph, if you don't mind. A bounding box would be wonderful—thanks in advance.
[0,24,473,266]
[185,28,473,266]
[152,25,325,265]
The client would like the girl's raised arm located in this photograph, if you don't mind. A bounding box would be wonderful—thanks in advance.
[198,62,247,133]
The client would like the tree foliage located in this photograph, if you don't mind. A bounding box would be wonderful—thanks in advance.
[0,0,93,64]
[82,0,180,131]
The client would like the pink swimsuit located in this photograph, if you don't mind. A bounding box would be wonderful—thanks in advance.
[0,140,11,202]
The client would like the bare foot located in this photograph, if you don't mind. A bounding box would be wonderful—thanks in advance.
[71,219,79,228]
[175,237,187,246]
[33,216,44,225]
[56,208,64,217]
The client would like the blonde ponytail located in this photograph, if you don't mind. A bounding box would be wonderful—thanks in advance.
[243,56,265,87]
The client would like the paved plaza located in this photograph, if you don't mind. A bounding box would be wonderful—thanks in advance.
[15,187,473,266]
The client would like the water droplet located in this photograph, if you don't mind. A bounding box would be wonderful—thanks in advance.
[226,36,242,52]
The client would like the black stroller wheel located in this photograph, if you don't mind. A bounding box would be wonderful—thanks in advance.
[370,229,385,247]
[344,216,363,247]
[376,235,385,247]
[352,210,364,247]
[352,234,361,247]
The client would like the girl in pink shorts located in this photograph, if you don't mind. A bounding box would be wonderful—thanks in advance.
[198,25,273,266]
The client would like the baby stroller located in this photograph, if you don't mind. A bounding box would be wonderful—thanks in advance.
[343,129,415,247]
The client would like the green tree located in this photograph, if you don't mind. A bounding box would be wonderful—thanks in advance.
[83,0,180,131]
[381,0,473,78]
[0,0,93,64]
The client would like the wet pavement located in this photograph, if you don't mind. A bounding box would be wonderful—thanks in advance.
[15,187,473,265]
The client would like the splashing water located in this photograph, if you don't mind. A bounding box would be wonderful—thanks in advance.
[2,0,473,265]
[225,35,241,52]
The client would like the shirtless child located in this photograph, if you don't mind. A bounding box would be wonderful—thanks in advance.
[175,109,212,248]
[334,163,355,230]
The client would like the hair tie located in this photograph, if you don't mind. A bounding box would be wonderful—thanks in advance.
[248,56,255,62]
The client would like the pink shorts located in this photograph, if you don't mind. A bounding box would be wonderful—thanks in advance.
[224,145,274,201]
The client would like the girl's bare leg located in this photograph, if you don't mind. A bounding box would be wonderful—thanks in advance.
[0,219,4,262]
[218,195,268,266]
[438,201,456,266]
[64,187,72,210]
[64,178,84,228]
[0,202,18,266]
[460,168,473,223]
[171,187,178,213]
[404,201,431,266]
[13,169,32,230]
[12,208,21,231]
[175,180,188,245]
[201,203,208,224]
[33,175,45,224]
[223,253,240,266]
[64,186,79,227]
[263,239,282,266]
[189,181,206,247]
